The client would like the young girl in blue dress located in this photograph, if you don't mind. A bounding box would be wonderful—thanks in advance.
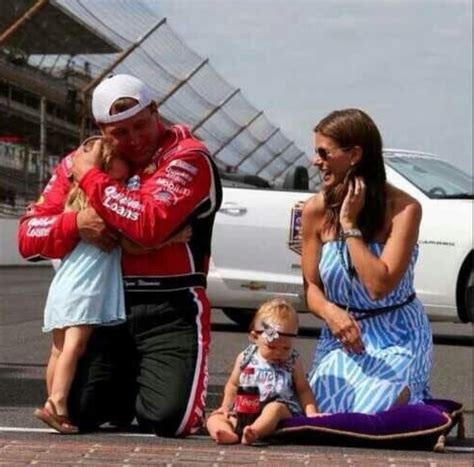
[206,298,322,445]
[33,138,129,433]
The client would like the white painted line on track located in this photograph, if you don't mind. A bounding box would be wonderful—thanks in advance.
[0,426,151,437]
[444,446,474,453]
[0,426,207,440]
[0,427,55,433]
[0,426,154,437]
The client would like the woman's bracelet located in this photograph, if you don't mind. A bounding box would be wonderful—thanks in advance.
[342,228,362,239]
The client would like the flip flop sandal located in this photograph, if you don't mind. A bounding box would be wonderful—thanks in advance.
[33,399,79,434]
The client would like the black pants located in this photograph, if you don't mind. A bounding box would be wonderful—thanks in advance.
[68,289,210,436]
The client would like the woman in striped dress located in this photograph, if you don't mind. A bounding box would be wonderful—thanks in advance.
[302,109,433,414]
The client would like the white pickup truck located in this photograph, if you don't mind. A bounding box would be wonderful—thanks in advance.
[208,149,473,327]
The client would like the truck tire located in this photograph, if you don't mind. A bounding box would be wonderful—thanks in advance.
[457,252,473,323]
[463,267,473,322]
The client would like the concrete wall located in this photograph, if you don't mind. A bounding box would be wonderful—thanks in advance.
[0,218,42,266]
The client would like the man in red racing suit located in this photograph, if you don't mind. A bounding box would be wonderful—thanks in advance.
[18,74,222,436]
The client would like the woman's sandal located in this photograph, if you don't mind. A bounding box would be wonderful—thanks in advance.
[33,399,79,434]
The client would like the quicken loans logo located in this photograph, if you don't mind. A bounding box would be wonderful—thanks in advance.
[103,186,141,221]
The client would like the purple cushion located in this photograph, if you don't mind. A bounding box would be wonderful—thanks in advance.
[273,399,463,451]
[423,398,463,416]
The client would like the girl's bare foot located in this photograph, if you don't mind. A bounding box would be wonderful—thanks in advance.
[214,428,239,444]
[241,425,259,445]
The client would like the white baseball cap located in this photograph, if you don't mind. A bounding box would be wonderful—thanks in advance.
[92,74,155,124]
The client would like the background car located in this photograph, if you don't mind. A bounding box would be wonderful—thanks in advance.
[208,149,473,327]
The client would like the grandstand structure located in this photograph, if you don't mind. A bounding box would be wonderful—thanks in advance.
[0,0,121,209]
[0,0,319,215]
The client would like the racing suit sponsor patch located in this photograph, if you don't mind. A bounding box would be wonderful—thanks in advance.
[26,217,55,237]
[127,175,141,190]
[165,166,194,184]
[103,186,141,221]
[143,162,157,175]
[168,159,198,176]
[153,190,176,206]
[155,178,191,196]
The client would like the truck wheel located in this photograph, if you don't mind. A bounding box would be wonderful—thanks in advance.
[464,267,473,322]
[457,252,473,323]
[222,308,255,330]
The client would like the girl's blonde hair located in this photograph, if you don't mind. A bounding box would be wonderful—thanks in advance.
[65,137,115,212]
[249,298,299,332]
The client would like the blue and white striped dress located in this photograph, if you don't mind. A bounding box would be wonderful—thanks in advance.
[308,241,433,414]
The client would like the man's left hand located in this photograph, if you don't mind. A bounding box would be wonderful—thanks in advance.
[72,138,103,182]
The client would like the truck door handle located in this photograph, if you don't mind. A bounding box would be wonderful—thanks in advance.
[220,203,247,216]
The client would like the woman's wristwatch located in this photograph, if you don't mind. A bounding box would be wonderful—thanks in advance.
[342,228,363,239]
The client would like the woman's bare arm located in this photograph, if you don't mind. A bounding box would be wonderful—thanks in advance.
[342,182,422,299]
[301,195,364,353]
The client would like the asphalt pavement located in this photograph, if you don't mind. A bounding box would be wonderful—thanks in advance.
[1,266,473,465]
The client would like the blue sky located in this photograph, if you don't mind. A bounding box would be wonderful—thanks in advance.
[147,0,472,174]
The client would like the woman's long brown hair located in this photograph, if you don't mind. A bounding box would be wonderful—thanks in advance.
[314,108,386,241]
